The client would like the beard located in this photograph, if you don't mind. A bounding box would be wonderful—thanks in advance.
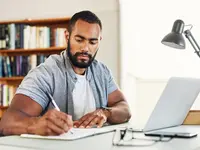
[67,41,98,68]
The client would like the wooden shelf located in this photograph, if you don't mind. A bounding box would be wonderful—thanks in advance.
[0,47,66,55]
[0,77,24,85]
[0,77,24,81]
[0,17,70,25]
[0,106,8,109]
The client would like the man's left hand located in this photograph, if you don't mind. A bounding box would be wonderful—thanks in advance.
[73,109,110,128]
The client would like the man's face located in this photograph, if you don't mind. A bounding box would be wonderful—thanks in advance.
[67,19,102,68]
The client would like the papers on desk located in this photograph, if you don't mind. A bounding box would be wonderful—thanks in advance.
[20,127,115,140]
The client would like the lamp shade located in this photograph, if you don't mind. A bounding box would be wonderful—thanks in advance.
[161,20,186,49]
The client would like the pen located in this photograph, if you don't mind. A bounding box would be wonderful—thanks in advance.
[47,93,73,134]
[47,93,60,111]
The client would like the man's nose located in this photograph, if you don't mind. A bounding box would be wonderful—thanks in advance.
[81,41,89,52]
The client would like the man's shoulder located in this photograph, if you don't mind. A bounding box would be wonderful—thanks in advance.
[25,51,67,79]
[45,53,64,66]
[90,60,110,73]
[42,51,67,71]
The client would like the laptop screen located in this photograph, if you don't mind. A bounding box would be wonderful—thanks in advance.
[143,77,200,132]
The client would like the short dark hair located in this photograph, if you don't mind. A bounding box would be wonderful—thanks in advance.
[67,10,102,34]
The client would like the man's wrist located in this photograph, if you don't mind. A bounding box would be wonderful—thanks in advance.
[101,106,112,119]
[26,117,39,134]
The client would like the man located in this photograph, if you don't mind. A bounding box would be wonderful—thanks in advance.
[0,10,131,136]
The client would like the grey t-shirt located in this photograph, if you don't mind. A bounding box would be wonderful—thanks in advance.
[16,50,118,119]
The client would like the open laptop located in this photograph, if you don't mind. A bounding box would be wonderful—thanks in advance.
[143,77,200,137]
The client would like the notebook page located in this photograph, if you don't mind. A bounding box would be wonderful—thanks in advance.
[20,127,115,140]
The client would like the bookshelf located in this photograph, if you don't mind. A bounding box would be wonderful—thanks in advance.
[0,17,70,118]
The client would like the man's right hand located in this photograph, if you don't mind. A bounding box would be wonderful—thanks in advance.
[27,109,73,136]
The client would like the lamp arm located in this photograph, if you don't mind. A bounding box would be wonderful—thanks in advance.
[184,30,200,58]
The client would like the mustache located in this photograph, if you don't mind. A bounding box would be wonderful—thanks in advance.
[74,52,92,57]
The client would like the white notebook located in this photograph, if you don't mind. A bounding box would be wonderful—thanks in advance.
[20,127,115,140]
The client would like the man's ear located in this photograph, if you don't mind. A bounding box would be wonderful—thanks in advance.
[64,30,69,44]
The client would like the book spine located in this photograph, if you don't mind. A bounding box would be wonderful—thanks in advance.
[3,56,8,77]
[15,24,21,49]
[23,25,30,49]
[0,25,6,50]
[6,56,12,77]
[12,56,16,76]
[20,24,24,48]
[5,24,10,49]
[0,56,2,77]
[9,24,15,49]
[3,84,8,106]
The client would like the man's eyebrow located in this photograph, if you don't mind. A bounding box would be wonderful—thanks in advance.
[75,35,98,41]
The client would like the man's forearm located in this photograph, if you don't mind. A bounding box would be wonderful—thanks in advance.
[0,109,38,136]
[106,101,131,124]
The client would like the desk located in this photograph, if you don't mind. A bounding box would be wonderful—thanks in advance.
[1,125,200,150]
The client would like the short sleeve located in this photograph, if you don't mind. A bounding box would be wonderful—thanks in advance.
[104,66,118,94]
[16,64,53,110]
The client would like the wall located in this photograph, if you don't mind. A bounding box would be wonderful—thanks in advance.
[119,0,200,126]
[0,0,120,84]
[120,0,200,80]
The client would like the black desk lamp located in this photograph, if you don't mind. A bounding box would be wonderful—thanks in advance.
[161,19,200,58]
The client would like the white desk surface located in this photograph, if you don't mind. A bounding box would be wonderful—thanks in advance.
[1,124,200,150]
